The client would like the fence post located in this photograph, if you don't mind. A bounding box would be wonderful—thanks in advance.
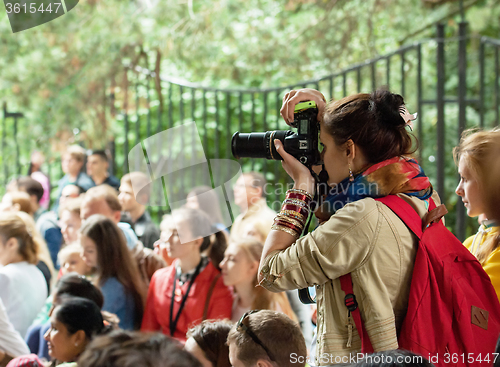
[479,39,485,129]
[436,23,446,201]
[417,44,423,165]
[2,103,24,182]
[2,103,7,186]
[456,21,468,241]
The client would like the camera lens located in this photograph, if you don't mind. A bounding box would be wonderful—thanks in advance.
[231,130,292,160]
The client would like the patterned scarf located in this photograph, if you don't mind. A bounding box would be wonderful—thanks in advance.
[315,156,433,221]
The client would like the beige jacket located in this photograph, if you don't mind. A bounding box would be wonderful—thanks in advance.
[259,193,440,364]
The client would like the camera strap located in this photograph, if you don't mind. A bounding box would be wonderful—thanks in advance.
[298,166,329,304]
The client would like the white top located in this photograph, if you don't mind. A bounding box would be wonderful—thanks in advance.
[0,261,48,336]
[0,297,30,357]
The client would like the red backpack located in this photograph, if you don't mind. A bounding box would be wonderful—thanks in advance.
[340,195,500,366]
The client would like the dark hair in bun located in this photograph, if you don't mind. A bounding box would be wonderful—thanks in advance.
[323,88,416,164]
[53,296,112,340]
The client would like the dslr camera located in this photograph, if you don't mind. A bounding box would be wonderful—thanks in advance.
[231,101,321,168]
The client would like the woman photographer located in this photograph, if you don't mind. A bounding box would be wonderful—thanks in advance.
[258,88,440,362]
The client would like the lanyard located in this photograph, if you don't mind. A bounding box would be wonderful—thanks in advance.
[169,259,203,336]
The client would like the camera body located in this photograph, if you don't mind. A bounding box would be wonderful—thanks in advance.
[231,101,321,168]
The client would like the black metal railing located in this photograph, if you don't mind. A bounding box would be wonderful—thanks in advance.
[2,22,500,240]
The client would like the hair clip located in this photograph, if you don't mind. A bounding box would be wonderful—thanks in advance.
[399,105,417,131]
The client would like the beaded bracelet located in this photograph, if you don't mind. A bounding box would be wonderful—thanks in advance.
[275,214,304,229]
[271,224,301,238]
[281,204,310,218]
[272,189,314,238]
[273,220,303,236]
[283,198,309,208]
[280,210,306,221]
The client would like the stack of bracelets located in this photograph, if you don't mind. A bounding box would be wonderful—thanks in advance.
[271,188,313,239]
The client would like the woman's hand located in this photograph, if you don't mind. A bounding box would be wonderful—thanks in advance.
[280,88,327,126]
[274,139,315,196]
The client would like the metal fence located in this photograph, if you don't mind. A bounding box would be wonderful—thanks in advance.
[2,22,500,240]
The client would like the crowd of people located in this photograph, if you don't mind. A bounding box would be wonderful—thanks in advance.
[0,88,500,367]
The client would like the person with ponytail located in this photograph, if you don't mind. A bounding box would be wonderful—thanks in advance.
[454,128,500,301]
[141,207,232,341]
[258,88,441,360]
[0,212,47,336]
[80,215,145,330]
[43,297,111,367]
[24,273,107,362]
[219,237,296,322]
[8,296,112,367]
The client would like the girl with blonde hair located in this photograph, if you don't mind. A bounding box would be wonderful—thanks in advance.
[0,212,47,336]
[15,211,56,292]
[219,236,296,322]
[454,128,500,300]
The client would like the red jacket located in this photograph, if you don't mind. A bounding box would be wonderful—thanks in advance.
[141,259,232,341]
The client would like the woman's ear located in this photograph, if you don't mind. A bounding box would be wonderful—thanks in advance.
[345,139,356,160]
[72,329,87,351]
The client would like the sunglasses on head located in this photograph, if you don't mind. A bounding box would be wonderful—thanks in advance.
[236,310,276,362]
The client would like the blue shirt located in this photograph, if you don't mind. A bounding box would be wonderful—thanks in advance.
[35,211,62,269]
[117,222,138,250]
[52,172,95,213]
[100,277,136,330]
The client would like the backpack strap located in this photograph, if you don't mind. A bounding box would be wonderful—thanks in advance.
[338,195,444,353]
[375,196,424,238]
[339,273,374,353]
[375,196,447,236]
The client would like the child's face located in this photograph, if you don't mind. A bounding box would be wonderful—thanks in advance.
[456,156,486,218]
[61,252,92,276]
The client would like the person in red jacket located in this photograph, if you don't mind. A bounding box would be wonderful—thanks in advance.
[141,207,232,341]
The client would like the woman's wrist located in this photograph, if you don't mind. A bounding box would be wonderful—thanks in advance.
[271,188,314,239]
[293,177,316,197]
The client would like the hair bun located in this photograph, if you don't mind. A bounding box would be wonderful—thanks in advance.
[369,89,406,129]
